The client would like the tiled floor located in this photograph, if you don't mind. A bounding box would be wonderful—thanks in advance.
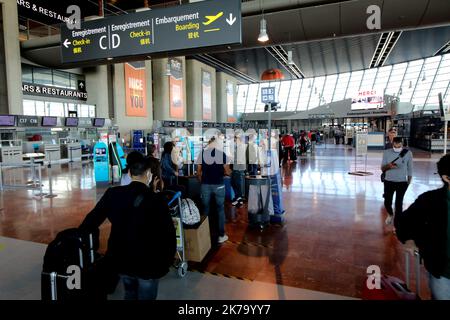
[0,143,441,298]
[0,236,354,300]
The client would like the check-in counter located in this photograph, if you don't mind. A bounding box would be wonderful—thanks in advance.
[428,139,450,152]
[61,142,82,161]
[367,132,385,149]
[40,144,61,161]
[0,140,23,164]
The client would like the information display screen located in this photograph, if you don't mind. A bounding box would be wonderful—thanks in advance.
[65,117,79,127]
[42,116,57,127]
[95,148,107,156]
[0,115,16,126]
[93,118,105,127]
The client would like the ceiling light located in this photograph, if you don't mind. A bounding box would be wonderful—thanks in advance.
[409,81,412,89]
[258,18,269,42]
[287,50,294,65]
[165,63,171,76]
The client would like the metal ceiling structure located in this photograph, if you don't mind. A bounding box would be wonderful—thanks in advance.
[17,0,450,83]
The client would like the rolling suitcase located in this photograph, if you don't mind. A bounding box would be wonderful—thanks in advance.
[41,228,103,300]
[247,179,273,229]
[362,249,421,300]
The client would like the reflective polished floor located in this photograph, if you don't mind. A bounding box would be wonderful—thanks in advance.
[0,142,442,298]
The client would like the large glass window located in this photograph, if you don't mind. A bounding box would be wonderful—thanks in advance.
[53,70,71,88]
[33,67,53,86]
[385,62,408,96]
[286,79,302,111]
[360,68,378,90]
[346,71,364,99]
[298,79,314,111]
[322,75,338,104]
[23,100,35,115]
[412,56,442,107]
[246,84,259,112]
[277,81,291,112]
[35,101,45,116]
[237,85,248,113]
[22,65,33,83]
[236,53,450,114]
[309,76,326,109]
[333,73,350,101]
[22,99,95,117]
[22,64,85,89]
[373,66,392,91]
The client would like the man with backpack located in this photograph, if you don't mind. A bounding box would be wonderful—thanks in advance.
[381,137,413,226]
[395,154,450,300]
[79,158,176,300]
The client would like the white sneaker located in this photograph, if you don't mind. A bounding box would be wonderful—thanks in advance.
[231,197,242,206]
[385,216,394,225]
[218,235,229,244]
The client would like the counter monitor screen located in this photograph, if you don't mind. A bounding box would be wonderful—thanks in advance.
[42,116,57,127]
[65,117,79,127]
[93,118,105,127]
[95,148,106,156]
[0,115,16,126]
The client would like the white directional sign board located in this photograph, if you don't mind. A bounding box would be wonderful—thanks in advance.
[261,87,276,104]
[355,133,368,156]
[60,0,241,63]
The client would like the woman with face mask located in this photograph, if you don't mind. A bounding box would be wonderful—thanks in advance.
[381,137,413,226]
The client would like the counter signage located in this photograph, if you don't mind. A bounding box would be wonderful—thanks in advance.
[78,118,93,127]
[186,121,195,128]
[176,121,186,128]
[22,83,88,101]
[17,115,39,127]
[60,0,242,63]
[163,121,176,127]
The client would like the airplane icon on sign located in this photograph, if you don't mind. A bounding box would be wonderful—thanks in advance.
[203,12,223,25]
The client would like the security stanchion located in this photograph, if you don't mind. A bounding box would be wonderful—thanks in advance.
[34,163,47,198]
[45,152,57,199]
[0,164,3,192]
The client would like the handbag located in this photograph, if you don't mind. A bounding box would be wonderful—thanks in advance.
[180,198,201,225]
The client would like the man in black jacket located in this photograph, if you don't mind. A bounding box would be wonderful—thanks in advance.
[79,159,176,300]
[395,154,450,300]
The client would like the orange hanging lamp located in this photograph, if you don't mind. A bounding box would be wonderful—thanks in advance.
[261,68,284,81]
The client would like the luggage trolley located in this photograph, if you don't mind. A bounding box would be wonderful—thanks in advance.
[166,190,188,278]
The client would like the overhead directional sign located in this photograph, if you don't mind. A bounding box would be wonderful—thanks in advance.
[60,0,241,64]
[261,87,276,104]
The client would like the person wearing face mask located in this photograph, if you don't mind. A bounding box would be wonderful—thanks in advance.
[381,137,413,226]
[385,128,397,149]
[79,158,176,300]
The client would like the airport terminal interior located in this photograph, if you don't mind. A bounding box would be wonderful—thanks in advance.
[1,0,450,301]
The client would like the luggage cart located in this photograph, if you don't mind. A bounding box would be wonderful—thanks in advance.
[167,191,188,278]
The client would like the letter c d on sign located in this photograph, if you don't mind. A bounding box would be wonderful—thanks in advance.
[100,35,107,50]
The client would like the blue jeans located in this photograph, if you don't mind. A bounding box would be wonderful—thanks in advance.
[429,274,450,300]
[201,184,226,237]
[121,275,159,300]
[231,170,246,199]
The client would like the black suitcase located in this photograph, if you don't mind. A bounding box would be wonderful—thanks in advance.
[178,176,201,200]
[247,178,271,229]
[41,228,106,300]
